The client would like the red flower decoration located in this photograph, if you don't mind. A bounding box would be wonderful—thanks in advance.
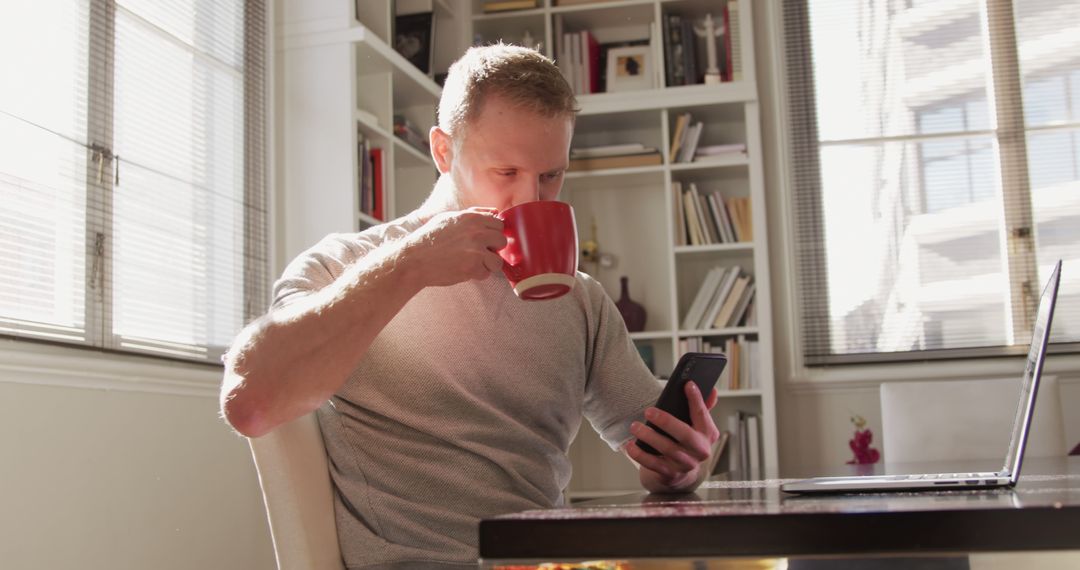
[846,415,881,465]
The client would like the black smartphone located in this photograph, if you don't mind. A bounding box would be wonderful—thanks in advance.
[635,352,727,456]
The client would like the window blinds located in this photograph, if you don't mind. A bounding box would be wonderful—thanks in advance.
[0,0,267,363]
[783,0,1079,364]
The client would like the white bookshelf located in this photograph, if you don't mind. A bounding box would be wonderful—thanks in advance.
[470,0,778,498]
[279,0,776,500]
[278,1,466,261]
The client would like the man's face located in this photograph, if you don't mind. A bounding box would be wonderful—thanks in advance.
[447,94,573,211]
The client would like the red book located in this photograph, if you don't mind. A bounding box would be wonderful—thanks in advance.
[582,30,599,94]
[370,147,384,221]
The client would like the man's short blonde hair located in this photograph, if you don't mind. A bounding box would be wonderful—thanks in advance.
[438,43,578,144]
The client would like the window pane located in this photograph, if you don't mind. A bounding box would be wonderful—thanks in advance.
[809,0,992,142]
[0,0,89,341]
[1017,0,1080,344]
[112,3,246,356]
[817,140,1008,356]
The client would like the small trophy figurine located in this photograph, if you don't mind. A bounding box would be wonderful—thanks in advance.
[694,14,724,84]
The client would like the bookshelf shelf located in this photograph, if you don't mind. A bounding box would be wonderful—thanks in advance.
[563,164,665,180]
[473,7,547,21]
[714,388,764,398]
[628,330,672,341]
[577,83,756,116]
[355,111,392,140]
[393,137,433,167]
[550,0,659,15]
[674,243,753,255]
[679,326,759,338]
[670,154,750,171]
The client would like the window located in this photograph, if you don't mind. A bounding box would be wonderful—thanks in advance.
[0,0,267,363]
[784,0,1080,364]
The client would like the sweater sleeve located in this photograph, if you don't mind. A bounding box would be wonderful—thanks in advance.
[579,274,664,450]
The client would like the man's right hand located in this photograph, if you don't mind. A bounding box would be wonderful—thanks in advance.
[403,207,508,288]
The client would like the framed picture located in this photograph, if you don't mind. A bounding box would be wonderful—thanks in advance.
[605,45,653,93]
[394,12,434,75]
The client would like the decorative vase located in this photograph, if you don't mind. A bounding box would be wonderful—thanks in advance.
[616,275,647,332]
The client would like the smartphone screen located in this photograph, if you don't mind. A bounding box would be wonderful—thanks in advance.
[635,352,727,456]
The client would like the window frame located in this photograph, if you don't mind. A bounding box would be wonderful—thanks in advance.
[778,0,1080,367]
[0,0,270,368]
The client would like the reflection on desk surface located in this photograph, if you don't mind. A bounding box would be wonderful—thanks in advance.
[494,457,1080,521]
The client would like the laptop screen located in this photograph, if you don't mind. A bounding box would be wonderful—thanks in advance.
[1002,260,1061,480]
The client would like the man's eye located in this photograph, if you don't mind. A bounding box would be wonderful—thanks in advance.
[541,172,562,182]
[498,170,516,177]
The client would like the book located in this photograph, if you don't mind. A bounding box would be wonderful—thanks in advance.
[567,151,662,172]
[667,14,685,87]
[681,185,704,246]
[562,32,575,91]
[669,112,691,162]
[714,274,751,329]
[677,122,704,163]
[681,266,724,331]
[728,0,743,81]
[681,17,697,85]
[726,414,742,474]
[747,413,761,479]
[730,284,756,328]
[482,0,538,13]
[700,267,740,330]
[688,184,714,244]
[582,30,600,94]
[370,147,384,221]
[673,181,686,246]
[705,192,730,243]
[571,32,583,94]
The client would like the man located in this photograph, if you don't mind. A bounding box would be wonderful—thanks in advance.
[221,44,719,568]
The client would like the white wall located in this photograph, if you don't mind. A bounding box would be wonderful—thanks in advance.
[0,342,275,569]
[751,0,1080,474]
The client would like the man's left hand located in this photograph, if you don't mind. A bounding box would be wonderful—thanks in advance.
[626,381,720,493]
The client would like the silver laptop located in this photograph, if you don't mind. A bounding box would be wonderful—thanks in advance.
[782,259,1061,494]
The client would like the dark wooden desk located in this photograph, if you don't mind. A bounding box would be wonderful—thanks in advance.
[479,457,1080,564]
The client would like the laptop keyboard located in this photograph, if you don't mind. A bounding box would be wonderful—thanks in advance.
[894,472,1005,481]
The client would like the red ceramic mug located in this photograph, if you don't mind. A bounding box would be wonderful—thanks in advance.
[496,201,579,301]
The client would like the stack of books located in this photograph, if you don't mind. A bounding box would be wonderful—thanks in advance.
[677,336,758,391]
[673,182,752,246]
[680,265,757,332]
[661,2,742,87]
[357,131,384,222]
[670,112,748,164]
[568,143,662,172]
[725,410,762,479]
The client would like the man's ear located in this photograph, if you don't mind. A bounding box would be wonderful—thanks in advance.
[430,126,453,174]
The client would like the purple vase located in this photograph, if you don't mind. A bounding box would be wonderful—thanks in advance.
[616,275,647,332]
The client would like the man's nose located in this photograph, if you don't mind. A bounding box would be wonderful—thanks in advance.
[513,176,542,205]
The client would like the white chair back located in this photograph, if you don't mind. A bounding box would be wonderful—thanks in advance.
[880,376,1066,464]
[248,412,345,570]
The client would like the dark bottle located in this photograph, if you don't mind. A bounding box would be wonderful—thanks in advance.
[616,275,647,332]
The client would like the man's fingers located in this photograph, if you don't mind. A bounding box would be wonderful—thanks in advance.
[686,382,712,434]
[645,408,711,462]
[627,439,679,478]
[631,422,697,470]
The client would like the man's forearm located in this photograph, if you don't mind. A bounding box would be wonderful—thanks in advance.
[220,239,424,438]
